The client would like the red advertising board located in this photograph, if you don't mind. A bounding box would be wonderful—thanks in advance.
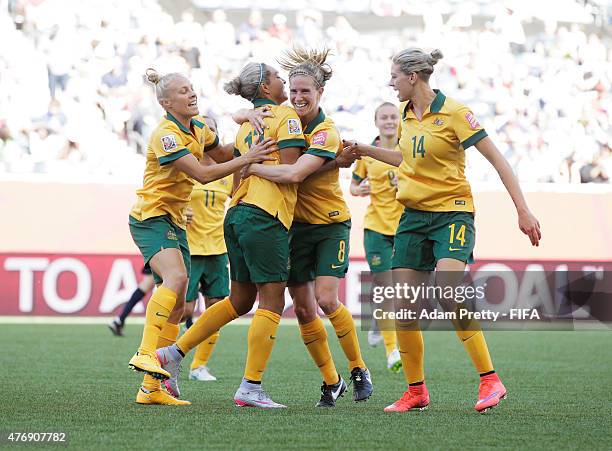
[0,253,148,316]
[1,252,610,317]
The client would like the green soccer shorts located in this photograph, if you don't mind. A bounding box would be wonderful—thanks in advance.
[392,207,475,271]
[129,214,190,285]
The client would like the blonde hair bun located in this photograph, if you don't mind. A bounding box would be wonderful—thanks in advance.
[223,77,243,96]
[429,49,444,65]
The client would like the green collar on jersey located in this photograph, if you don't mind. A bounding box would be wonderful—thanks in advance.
[304,108,326,134]
[252,98,278,108]
[166,112,195,135]
[403,89,446,119]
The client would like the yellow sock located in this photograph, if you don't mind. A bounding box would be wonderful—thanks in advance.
[243,309,281,382]
[176,298,237,354]
[142,322,180,392]
[381,330,397,358]
[396,325,425,384]
[300,317,339,386]
[455,329,494,374]
[190,331,220,370]
[327,303,365,370]
[138,286,177,355]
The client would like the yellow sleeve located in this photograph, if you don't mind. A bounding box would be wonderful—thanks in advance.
[275,107,307,150]
[152,127,190,166]
[452,104,487,149]
[202,122,220,152]
[233,126,247,157]
[397,102,408,140]
[305,125,339,161]
[352,159,367,182]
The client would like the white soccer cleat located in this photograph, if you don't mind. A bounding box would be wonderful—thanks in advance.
[234,385,287,408]
[189,365,217,381]
[387,348,402,373]
[368,329,383,347]
[156,345,183,398]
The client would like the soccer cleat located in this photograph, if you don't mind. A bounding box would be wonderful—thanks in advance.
[234,386,287,408]
[384,384,430,412]
[387,348,402,373]
[156,346,183,398]
[135,387,191,406]
[367,329,383,347]
[189,365,217,381]
[128,352,170,380]
[350,367,373,402]
[108,318,124,337]
[475,373,507,413]
[316,377,347,408]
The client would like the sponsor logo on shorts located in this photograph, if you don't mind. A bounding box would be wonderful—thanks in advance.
[167,230,178,241]
[448,247,462,252]
[371,255,382,266]
[465,112,480,130]
[287,118,302,135]
[311,131,327,146]
[331,263,343,269]
[161,134,178,152]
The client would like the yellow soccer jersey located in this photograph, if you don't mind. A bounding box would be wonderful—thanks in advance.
[293,110,350,224]
[396,90,487,212]
[130,113,219,229]
[187,175,233,256]
[231,98,307,229]
[352,139,403,235]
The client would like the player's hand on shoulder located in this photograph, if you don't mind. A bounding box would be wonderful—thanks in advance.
[247,106,274,135]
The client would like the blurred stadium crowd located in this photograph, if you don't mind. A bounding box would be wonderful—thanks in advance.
[0,0,610,183]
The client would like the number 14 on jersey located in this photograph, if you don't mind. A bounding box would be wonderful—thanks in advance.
[411,135,425,158]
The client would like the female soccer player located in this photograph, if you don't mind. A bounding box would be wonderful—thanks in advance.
[350,102,403,373]
[243,48,372,406]
[181,116,233,383]
[344,48,541,413]
[156,62,307,408]
[128,68,275,406]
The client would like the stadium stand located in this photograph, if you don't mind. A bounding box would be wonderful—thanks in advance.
[0,0,610,183]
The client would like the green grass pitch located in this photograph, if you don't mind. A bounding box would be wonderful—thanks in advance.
[2,324,611,450]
